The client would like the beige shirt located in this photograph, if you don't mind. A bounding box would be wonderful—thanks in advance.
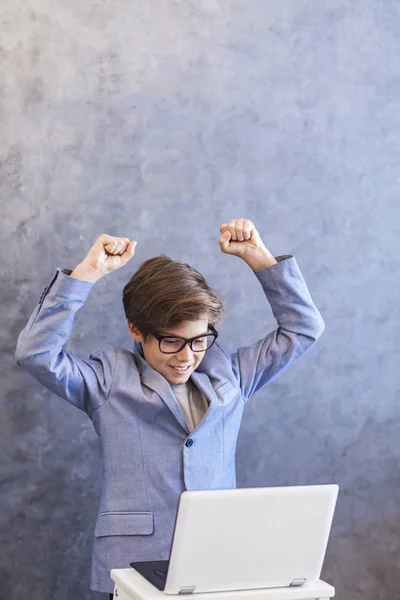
[171,379,209,432]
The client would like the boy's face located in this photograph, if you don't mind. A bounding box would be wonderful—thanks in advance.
[128,317,210,384]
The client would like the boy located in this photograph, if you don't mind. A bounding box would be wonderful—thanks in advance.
[16,218,325,596]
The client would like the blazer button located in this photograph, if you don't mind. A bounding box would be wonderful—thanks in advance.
[185,439,194,448]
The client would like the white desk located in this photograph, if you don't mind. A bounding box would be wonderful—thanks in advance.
[110,569,335,600]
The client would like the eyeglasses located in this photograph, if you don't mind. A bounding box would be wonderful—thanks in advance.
[151,325,218,354]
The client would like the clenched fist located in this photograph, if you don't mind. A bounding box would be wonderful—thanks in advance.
[71,234,137,283]
[218,218,277,271]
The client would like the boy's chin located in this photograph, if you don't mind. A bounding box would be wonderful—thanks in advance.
[169,374,191,383]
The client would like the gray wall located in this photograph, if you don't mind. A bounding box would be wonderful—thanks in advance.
[1,1,399,598]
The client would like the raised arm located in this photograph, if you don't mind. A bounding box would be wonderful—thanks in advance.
[218,219,324,401]
[15,235,137,413]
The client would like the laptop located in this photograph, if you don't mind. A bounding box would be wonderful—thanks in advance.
[130,484,338,594]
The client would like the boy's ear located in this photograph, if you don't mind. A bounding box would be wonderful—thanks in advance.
[127,321,143,342]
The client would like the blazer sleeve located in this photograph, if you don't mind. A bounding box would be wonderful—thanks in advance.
[15,268,117,415]
[230,255,325,402]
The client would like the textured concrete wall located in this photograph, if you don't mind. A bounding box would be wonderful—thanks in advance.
[1,1,400,599]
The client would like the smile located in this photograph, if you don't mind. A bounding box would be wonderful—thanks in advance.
[170,365,192,374]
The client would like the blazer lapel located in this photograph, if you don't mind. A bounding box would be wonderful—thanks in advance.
[190,371,221,428]
[133,344,190,434]
[132,343,231,433]
[190,371,218,407]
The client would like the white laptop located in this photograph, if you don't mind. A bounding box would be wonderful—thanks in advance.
[130,484,338,594]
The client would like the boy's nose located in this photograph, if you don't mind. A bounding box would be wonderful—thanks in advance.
[176,343,194,363]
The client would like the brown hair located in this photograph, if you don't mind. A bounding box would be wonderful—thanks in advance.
[122,256,224,337]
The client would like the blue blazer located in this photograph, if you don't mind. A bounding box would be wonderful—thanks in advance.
[15,255,324,594]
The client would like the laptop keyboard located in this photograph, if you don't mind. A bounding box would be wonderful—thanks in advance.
[155,570,167,581]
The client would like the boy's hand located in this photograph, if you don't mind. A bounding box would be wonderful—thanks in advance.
[219,218,277,271]
[71,234,137,283]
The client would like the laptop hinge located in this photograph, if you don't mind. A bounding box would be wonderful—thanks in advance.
[179,586,196,594]
[290,578,306,587]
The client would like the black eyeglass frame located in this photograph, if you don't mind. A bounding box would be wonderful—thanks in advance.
[151,325,219,354]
